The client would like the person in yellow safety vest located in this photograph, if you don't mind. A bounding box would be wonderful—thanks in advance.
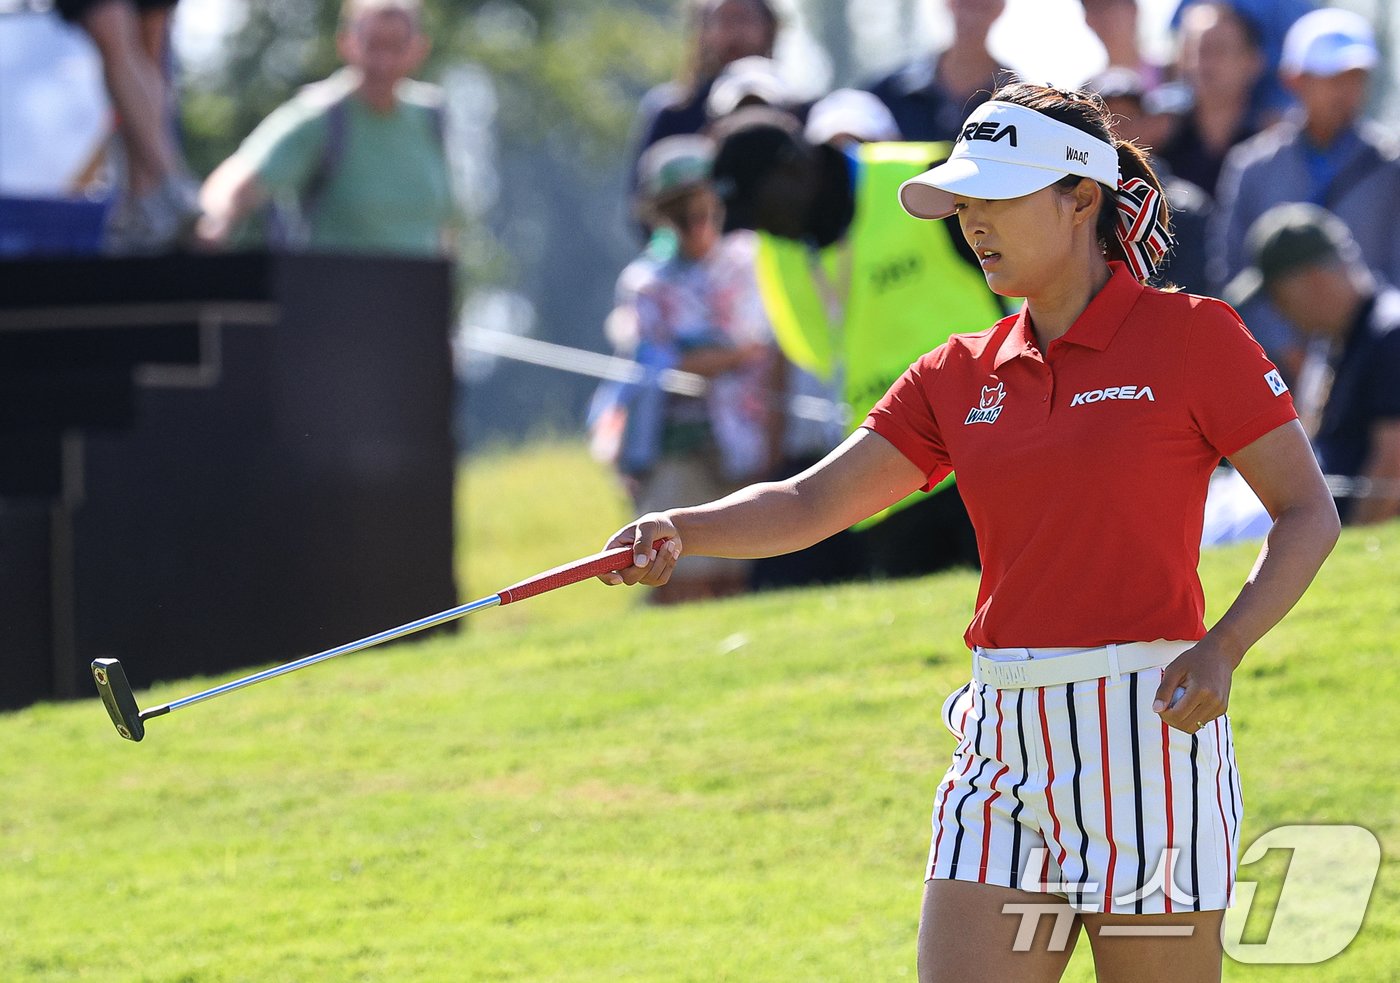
[709,106,1009,579]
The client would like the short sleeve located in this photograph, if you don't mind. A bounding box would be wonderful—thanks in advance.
[861,348,953,490]
[1185,299,1299,456]
[233,98,330,197]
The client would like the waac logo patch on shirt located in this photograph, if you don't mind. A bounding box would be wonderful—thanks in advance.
[965,382,1006,425]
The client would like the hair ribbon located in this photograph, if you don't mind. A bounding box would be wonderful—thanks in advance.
[1114,177,1172,281]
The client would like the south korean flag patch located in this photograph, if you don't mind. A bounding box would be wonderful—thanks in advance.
[1264,369,1289,396]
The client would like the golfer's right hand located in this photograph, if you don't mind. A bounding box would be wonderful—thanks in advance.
[600,513,682,587]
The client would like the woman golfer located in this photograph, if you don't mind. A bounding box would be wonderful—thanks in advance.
[601,82,1339,982]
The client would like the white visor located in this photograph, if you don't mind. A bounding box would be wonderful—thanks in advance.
[899,101,1120,220]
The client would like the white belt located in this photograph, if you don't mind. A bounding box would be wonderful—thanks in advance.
[971,640,1193,689]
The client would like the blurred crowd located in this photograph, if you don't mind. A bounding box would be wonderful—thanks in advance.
[5,0,454,258]
[597,0,1400,602]
[5,0,1398,604]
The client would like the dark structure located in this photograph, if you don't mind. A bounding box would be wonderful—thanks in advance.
[0,253,457,709]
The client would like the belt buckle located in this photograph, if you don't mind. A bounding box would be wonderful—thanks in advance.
[979,648,1034,688]
[992,661,1032,687]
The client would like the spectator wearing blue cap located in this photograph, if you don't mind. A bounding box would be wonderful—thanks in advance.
[1211,7,1400,381]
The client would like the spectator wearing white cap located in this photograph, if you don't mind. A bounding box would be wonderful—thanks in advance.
[705,55,792,120]
[803,89,901,150]
[1211,7,1400,382]
[862,0,1010,144]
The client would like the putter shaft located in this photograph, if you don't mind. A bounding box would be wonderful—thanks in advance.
[140,594,503,720]
[94,540,660,741]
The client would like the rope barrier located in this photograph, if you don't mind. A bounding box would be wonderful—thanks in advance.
[458,327,850,427]
[459,327,1398,501]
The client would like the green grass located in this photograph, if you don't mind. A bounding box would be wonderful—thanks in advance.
[3,440,1398,981]
[455,439,634,629]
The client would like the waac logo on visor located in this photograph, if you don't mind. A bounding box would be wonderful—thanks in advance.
[900,101,1120,221]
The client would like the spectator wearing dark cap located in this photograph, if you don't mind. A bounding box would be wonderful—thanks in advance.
[1087,67,1212,294]
[709,107,1005,577]
[1212,8,1400,379]
[1227,203,1400,525]
[861,0,1010,145]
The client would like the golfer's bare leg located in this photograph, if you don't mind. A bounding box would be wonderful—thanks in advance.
[1081,909,1224,983]
[918,879,1079,983]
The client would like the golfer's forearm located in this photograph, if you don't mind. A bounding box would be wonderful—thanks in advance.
[663,430,925,559]
[666,479,835,559]
[1210,500,1340,666]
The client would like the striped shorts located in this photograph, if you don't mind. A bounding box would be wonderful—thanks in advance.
[927,659,1242,914]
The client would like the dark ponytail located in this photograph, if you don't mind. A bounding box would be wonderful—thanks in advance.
[992,81,1173,283]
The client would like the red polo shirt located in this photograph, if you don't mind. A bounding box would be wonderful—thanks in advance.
[864,262,1298,648]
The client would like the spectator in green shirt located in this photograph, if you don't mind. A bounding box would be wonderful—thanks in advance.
[196,0,454,257]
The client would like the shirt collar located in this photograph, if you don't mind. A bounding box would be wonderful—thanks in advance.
[993,262,1144,368]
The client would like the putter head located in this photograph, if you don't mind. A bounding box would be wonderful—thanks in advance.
[91,659,144,742]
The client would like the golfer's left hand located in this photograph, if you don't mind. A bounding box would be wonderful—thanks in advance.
[1153,635,1239,735]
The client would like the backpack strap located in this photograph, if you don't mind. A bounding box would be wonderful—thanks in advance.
[300,94,350,225]
[427,101,446,146]
[269,80,442,248]
[302,92,444,217]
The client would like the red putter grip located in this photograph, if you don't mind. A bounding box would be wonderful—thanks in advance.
[497,540,669,605]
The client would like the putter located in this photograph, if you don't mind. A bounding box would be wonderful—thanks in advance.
[92,539,664,742]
